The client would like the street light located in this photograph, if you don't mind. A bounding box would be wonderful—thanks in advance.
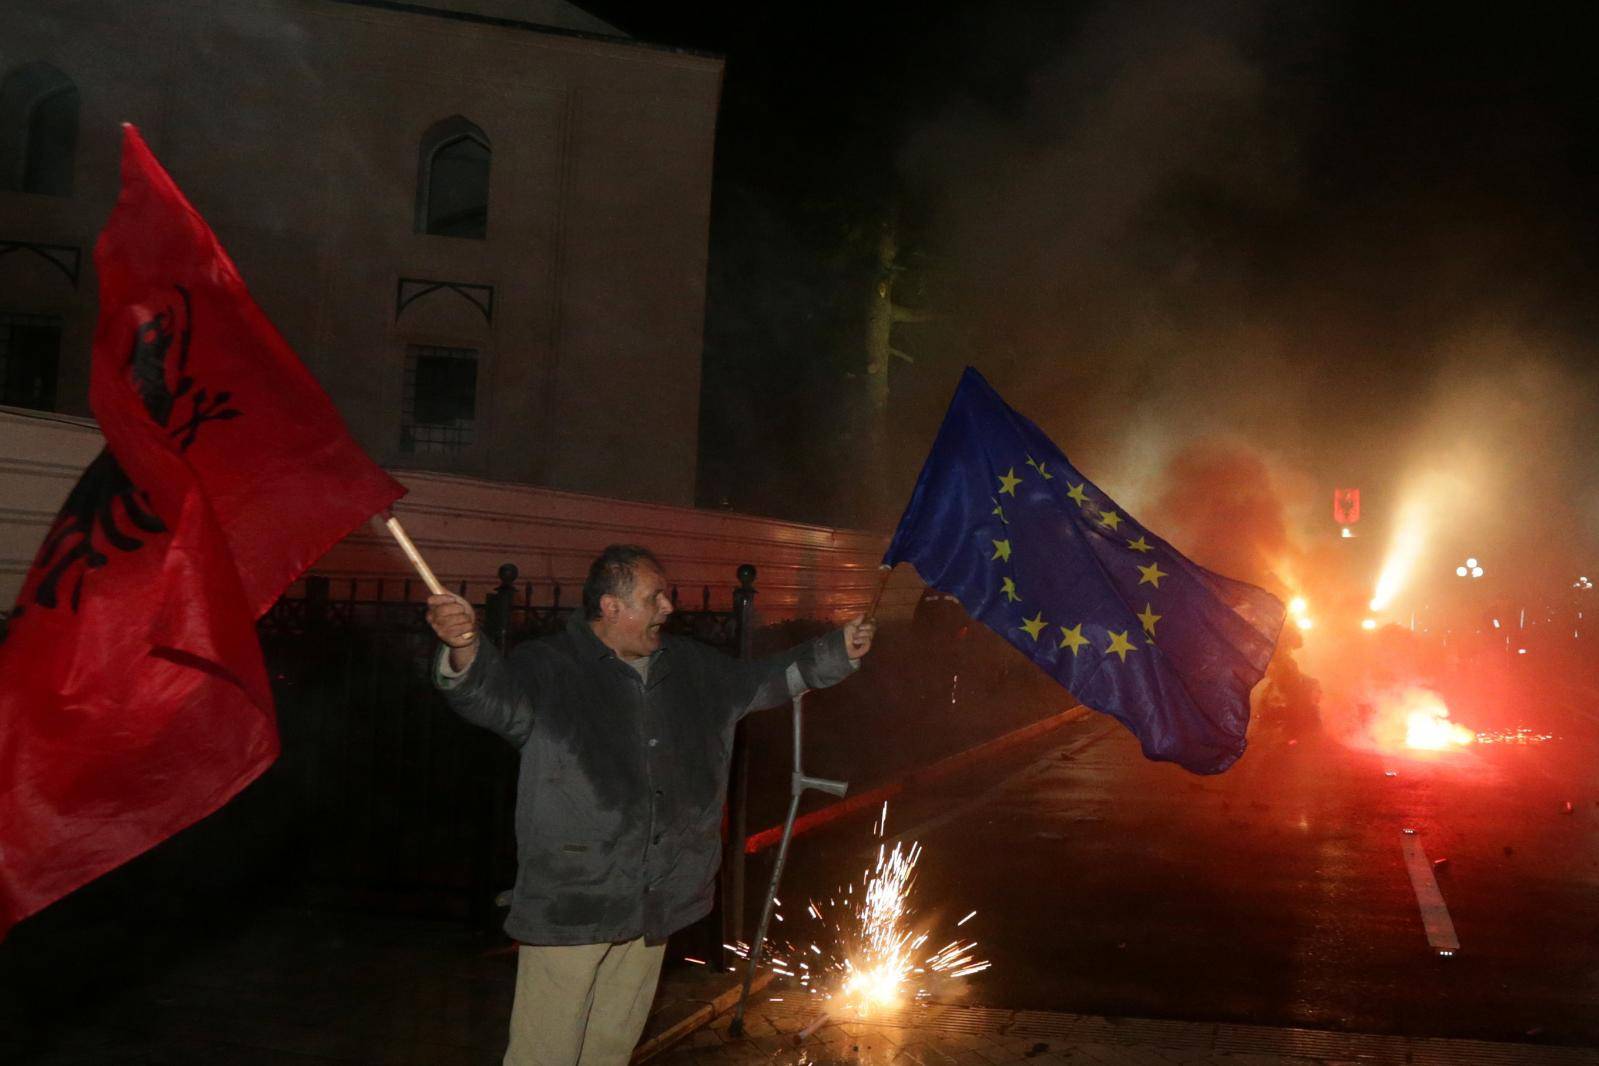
[1456,557,1483,579]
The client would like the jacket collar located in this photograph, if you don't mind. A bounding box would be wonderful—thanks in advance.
[565,612,670,680]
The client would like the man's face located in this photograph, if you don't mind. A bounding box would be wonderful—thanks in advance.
[607,563,674,657]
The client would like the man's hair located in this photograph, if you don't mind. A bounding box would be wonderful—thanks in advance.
[582,544,664,620]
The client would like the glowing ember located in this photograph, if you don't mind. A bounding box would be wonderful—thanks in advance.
[1475,727,1555,745]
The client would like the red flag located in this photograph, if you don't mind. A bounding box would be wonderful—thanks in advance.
[0,126,405,936]
[1333,487,1361,525]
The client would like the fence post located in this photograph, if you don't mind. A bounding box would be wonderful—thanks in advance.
[721,564,758,966]
[485,563,519,653]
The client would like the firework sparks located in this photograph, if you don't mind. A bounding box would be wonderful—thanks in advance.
[840,839,921,1007]
[727,804,991,1017]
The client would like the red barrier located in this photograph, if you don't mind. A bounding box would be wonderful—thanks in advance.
[743,705,1088,854]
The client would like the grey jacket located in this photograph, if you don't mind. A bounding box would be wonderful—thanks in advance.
[437,614,857,945]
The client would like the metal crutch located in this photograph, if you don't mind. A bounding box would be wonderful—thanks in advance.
[728,666,848,1037]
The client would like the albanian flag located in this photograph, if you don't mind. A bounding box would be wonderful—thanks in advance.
[0,126,405,936]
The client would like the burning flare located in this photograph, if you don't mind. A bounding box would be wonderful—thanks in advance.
[1370,496,1429,612]
[1392,687,1474,750]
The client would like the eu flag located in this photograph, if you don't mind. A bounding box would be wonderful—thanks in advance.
[884,368,1285,774]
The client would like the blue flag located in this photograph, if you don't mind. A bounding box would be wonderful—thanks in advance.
[884,368,1285,774]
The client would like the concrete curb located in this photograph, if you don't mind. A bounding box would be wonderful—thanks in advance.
[743,705,1089,853]
[633,969,775,1063]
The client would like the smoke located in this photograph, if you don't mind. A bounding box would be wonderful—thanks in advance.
[899,0,1598,540]
[893,0,1599,741]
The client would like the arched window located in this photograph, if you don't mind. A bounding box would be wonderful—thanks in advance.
[415,116,490,239]
[0,62,79,196]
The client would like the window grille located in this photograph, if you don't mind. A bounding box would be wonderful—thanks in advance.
[400,344,477,454]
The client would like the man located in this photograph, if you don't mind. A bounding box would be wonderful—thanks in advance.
[425,544,875,1065]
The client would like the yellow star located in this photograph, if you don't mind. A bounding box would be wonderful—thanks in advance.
[1066,482,1090,507]
[1020,611,1048,641]
[991,538,1012,563]
[991,498,1007,524]
[1000,576,1021,602]
[1058,623,1090,655]
[1137,603,1162,639]
[1025,455,1054,480]
[1097,509,1122,531]
[997,468,1022,496]
[1137,561,1169,589]
[1126,535,1153,553]
[1106,630,1138,662]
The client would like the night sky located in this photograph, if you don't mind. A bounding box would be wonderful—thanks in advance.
[587,1,1599,597]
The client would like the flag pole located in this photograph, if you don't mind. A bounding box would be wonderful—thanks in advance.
[382,514,445,596]
[866,563,894,619]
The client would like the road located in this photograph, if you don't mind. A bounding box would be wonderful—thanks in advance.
[749,680,1599,1047]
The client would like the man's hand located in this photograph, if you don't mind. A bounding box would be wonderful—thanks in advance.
[427,592,479,672]
[843,614,877,661]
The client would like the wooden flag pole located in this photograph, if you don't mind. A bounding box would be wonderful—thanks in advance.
[382,514,445,596]
[866,563,894,619]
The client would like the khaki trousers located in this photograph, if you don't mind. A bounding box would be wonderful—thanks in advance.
[504,937,666,1066]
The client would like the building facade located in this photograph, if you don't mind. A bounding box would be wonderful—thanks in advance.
[0,0,722,506]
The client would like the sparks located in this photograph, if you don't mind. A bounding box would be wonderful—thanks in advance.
[735,803,990,1016]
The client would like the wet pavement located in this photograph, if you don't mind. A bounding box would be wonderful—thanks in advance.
[750,675,1599,1050]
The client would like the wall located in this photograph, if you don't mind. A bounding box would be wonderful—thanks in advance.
[0,0,721,506]
[0,404,924,622]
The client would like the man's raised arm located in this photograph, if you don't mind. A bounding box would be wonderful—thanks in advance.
[426,591,536,746]
[729,614,877,719]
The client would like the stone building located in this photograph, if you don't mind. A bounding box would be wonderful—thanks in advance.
[0,0,722,506]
